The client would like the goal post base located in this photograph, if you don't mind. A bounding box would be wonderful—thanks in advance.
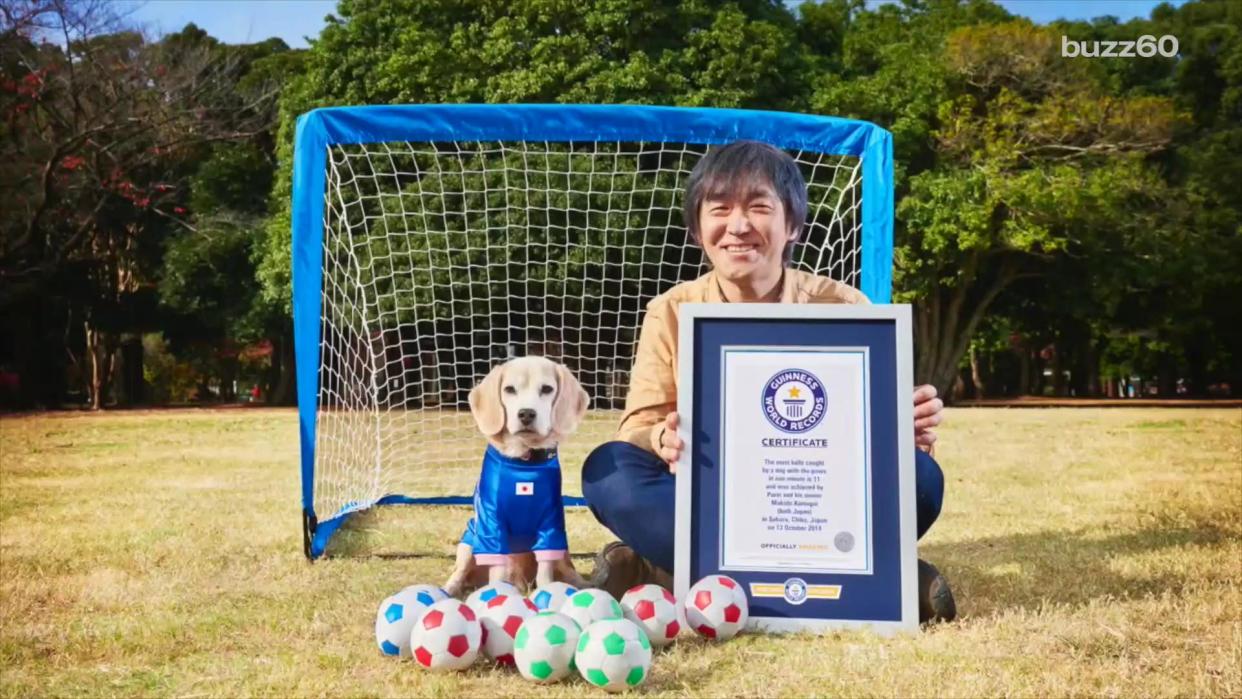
[303,494,589,560]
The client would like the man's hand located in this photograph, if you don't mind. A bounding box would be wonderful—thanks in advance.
[655,411,684,472]
[913,384,944,450]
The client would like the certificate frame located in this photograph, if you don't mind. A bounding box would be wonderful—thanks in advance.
[674,303,918,634]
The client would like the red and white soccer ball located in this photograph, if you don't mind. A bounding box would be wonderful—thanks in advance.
[466,581,522,614]
[477,593,540,665]
[684,575,749,641]
[409,598,483,671]
[620,584,681,647]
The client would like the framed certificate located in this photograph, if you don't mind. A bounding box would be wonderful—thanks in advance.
[674,303,918,634]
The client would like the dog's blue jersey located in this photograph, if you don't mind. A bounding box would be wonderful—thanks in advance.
[461,445,568,555]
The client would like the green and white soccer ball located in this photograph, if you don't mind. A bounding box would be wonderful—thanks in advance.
[374,584,449,658]
[513,611,581,683]
[560,587,624,631]
[574,618,653,692]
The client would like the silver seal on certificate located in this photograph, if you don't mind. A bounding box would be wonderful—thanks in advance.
[834,531,855,552]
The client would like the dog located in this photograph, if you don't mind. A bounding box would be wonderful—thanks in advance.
[442,356,591,596]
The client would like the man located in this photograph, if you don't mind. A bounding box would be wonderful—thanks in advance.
[582,140,956,624]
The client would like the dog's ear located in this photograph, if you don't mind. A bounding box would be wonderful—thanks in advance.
[469,363,506,437]
[552,363,590,436]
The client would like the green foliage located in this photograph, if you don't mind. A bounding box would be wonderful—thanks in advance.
[10,0,1227,405]
[257,0,812,312]
[243,0,1239,398]
[190,144,274,216]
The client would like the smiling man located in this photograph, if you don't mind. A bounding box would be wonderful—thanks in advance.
[581,140,956,624]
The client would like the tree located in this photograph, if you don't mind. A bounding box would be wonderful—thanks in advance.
[253,0,1237,405]
[975,1,1242,397]
[0,1,279,407]
[808,4,1183,397]
[156,35,302,405]
[253,0,816,406]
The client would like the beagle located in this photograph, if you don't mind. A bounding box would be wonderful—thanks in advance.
[443,356,590,596]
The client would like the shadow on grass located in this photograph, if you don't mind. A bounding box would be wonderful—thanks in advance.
[320,506,599,563]
[922,514,1235,618]
[319,507,456,560]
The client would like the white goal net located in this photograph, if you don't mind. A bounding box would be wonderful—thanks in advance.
[313,139,863,521]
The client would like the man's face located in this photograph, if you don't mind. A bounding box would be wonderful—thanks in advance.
[697,182,796,284]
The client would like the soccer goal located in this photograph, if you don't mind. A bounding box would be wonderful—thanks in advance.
[293,104,893,559]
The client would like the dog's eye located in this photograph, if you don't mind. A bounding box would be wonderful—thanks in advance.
[503,386,517,395]
[540,384,554,395]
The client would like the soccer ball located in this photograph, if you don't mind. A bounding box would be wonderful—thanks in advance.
[477,593,539,665]
[465,581,521,613]
[685,575,749,640]
[574,618,653,692]
[560,587,624,631]
[529,581,578,612]
[513,611,581,683]
[620,584,681,647]
[409,598,483,671]
[374,584,450,657]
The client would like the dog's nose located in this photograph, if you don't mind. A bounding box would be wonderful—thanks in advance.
[517,408,536,425]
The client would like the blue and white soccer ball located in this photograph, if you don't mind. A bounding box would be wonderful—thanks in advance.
[574,618,653,692]
[465,581,522,614]
[513,611,582,683]
[374,583,450,657]
[529,581,578,612]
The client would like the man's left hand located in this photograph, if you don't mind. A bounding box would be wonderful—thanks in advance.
[913,384,943,450]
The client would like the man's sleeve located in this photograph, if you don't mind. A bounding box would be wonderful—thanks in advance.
[615,298,678,455]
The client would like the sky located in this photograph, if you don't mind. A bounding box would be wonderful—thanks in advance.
[122,0,1186,49]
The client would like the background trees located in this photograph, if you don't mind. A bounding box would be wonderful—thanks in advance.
[2,0,1237,407]
[1,1,296,407]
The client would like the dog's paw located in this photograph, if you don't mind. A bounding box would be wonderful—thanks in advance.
[442,577,465,599]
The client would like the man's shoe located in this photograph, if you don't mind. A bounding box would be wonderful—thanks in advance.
[918,559,957,624]
[588,541,673,600]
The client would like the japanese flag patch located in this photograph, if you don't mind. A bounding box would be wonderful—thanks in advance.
[516,482,534,496]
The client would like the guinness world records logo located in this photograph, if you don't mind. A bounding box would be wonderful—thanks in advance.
[783,577,809,605]
[762,369,827,433]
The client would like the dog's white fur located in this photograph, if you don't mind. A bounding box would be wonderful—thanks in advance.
[443,357,590,595]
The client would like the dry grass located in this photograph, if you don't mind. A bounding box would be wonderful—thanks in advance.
[1,407,1239,697]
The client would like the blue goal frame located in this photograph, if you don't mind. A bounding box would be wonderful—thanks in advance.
[292,104,894,559]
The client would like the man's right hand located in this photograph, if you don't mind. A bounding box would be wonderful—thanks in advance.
[655,411,684,472]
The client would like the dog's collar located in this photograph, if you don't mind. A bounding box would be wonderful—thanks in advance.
[523,447,558,462]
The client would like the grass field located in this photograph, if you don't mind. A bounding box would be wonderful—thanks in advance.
[1,407,1239,697]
